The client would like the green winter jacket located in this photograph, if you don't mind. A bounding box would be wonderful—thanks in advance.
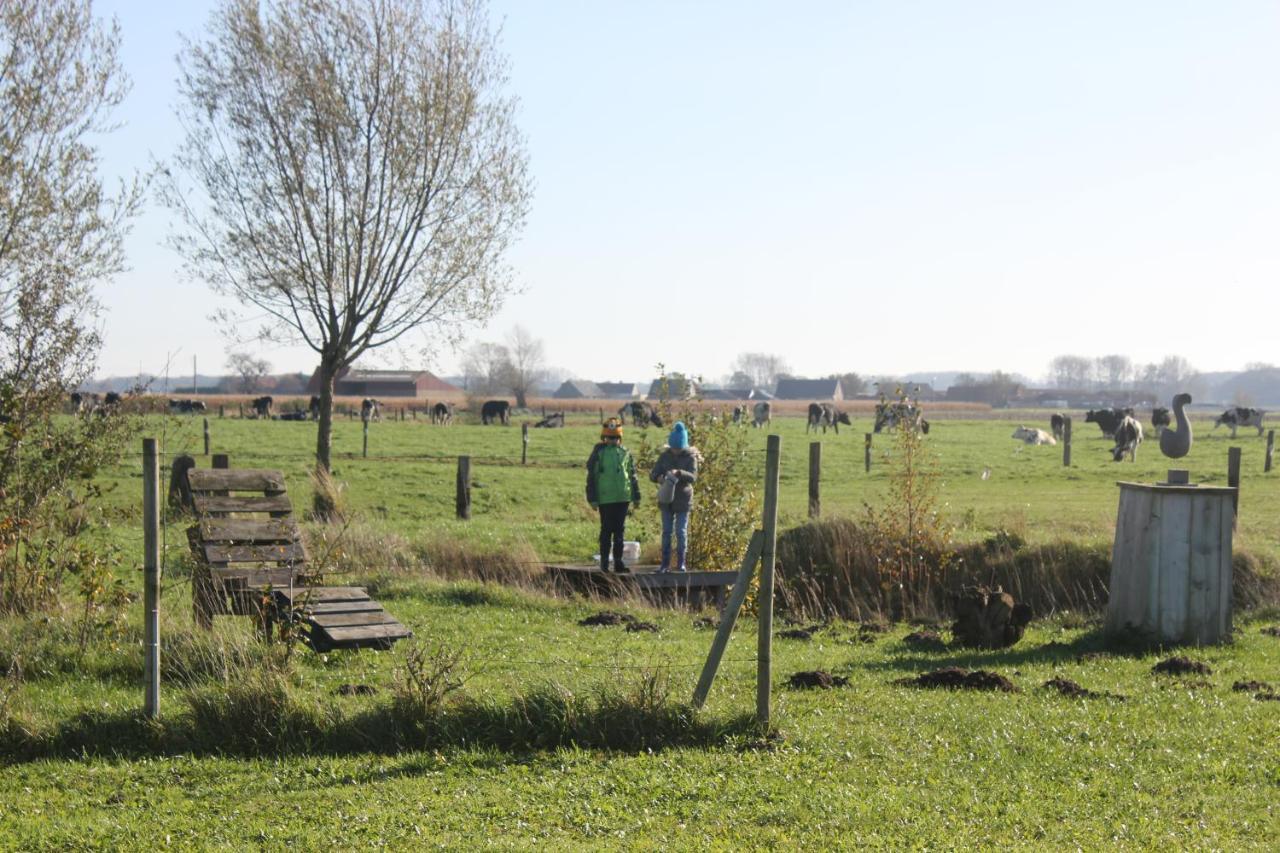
[586,443,641,506]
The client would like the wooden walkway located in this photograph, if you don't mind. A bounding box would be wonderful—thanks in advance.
[544,564,739,608]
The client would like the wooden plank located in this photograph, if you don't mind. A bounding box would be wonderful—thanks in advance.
[209,567,295,588]
[1158,492,1191,643]
[1187,493,1214,644]
[274,586,370,605]
[693,530,763,709]
[308,611,399,628]
[198,518,300,542]
[192,494,294,515]
[319,623,413,644]
[203,542,306,564]
[188,468,286,492]
[301,600,384,615]
[1218,496,1234,639]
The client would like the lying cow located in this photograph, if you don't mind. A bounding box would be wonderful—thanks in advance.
[1111,415,1143,462]
[276,411,310,421]
[1084,407,1134,439]
[1151,407,1170,435]
[1049,413,1065,441]
[752,401,771,429]
[534,412,564,428]
[481,399,511,425]
[251,395,274,419]
[360,398,380,423]
[431,401,454,425]
[1213,407,1265,438]
[1012,425,1056,446]
[169,399,207,415]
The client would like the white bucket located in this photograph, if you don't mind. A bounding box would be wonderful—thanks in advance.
[592,541,641,563]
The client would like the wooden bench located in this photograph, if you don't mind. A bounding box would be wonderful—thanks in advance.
[186,467,412,651]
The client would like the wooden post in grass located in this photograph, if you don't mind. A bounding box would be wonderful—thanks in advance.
[456,456,471,520]
[757,434,781,726]
[202,417,210,456]
[808,441,821,518]
[362,421,369,458]
[212,453,229,469]
[143,438,161,719]
[1063,416,1072,467]
[864,433,872,473]
[1228,446,1241,527]
[522,423,529,464]
[218,404,224,418]
[238,402,243,418]
[599,407,604,425]
[1266,430,1274,473]
[692,530,764,709]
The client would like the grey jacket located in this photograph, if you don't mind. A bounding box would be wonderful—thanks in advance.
[649,446,700,512]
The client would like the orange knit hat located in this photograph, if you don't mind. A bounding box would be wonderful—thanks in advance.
[601,418,623,439]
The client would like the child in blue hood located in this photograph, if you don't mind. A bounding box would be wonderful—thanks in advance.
[649,421,700,572]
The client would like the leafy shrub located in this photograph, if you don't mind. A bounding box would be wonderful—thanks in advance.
[390,643,468,741]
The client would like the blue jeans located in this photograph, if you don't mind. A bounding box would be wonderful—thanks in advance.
[660,506,689,568]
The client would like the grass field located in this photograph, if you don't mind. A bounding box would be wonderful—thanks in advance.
[2,408,1278,847]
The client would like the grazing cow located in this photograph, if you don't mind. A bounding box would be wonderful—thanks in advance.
[309,395,322,420]
[169,399,207,414]
[103,392,121,409]
[807,402,850,434]
[1083,407,1133,439]
[70,392,101,414]
[618,401,662,428]
[1012,426,1057,446]
[1111,415,1143,462]
[481,399,511,426]
[1049,413,1066,441]
[534,412,565,428]
[431,401,454,425]
[251,395,274,419]
[752,401,771,429]
[874,400,927,434]
[360,398,380,423]
[1213,407,1266,438]
[1151,407,1171,435]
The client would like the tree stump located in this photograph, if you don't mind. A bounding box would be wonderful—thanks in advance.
[950,585,1032,649]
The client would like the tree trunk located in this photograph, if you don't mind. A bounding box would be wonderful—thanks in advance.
[514,387,528,409]
[313,362,338,519]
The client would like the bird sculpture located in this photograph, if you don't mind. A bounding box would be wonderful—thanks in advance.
[1159,393,1193,459]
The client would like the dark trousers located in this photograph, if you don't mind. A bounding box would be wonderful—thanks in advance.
[598,502,629,569]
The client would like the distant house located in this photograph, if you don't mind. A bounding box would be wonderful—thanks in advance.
[552,379,604,399]
[307,367,459,398]
[596,381,643,399]
[773,378,843,401]
[647,376,699,400]
[701,387,755,401]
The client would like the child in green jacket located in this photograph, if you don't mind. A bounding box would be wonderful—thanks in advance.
[586,419,641,572]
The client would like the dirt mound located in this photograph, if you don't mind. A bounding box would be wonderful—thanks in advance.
[1152,656,1212,676]
[1076,651,1110,663]
[1261,626,1280,637]
[951,586,1033,648]
[579,610,636,627]
[625,620,659,633]
[1232,680,1273,693]
[336,683,377,696]
[777,627,815,641]
[787,670,849,689]
[858,621,890,634]
[903,630,946,651]
[1254,691,1280,702]
[693,617,718,630]
[1042,677,1123,701]
[894,667,1017,692]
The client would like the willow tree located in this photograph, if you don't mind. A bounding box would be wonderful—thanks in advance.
[163,0,530,480]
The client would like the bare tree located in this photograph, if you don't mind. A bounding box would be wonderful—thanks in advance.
[498,325,545,408]
[460,340,508,394]
[731,352,791,391]
[0,0,141,611]
[1095,354,1133,390]
[161,0,531,483]
[226,351,271,393]
[1049,355,1094,389]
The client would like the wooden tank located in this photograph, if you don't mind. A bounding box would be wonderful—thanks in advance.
[1106,481,1235,645]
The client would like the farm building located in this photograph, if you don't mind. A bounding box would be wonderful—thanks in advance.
[307,367,459,398]
[647,375,699,400]
[598,381,643,399]
[553,379,605,399]
[701,387,756,401]
[773,378,843,400]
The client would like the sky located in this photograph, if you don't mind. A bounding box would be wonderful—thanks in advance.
[90,0,1280,384]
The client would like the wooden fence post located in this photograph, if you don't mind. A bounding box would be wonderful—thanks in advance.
[362,421,369,458]
[238,403,243,418]
[521,423,529,464]
[757,434,781,727]
[202,417,210,456]
[1266,430,1274,473]
[864,433,872,473]
[1062,416,1072,467]
[808,441,821,519]
[692,531,764,709]
[218,404,224,418]
[143,438,160,719]
[599,407,604,425]
[456,456,471,520]
[212,453,229,469]
[1228,446,1241,528]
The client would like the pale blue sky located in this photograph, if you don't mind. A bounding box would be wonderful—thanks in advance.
[92,1,1280,382]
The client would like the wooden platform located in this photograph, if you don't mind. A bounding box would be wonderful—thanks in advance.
[544,564,739,608]
[273,586,413,652]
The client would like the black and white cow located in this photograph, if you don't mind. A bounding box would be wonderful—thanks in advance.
[481,399,511,426]
[276,410,310,421]
[752,401,771,429]
[431,401,454,425]
[1013,426,1056,446]
[874,401,927,434]
[807,402,850,434]
[169,399,207,415]
[534,412,565,428]
[309,395,322,420]
[1213,407,1265,438]
[1111,415,1143,462]
[1084,407,1134,439]
[731,406,745,425]
[1151,407,1171,435]
[251,395,274,419]
[1049,413,1066,441]
[361,398,381,423]
[618,401,662,428]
